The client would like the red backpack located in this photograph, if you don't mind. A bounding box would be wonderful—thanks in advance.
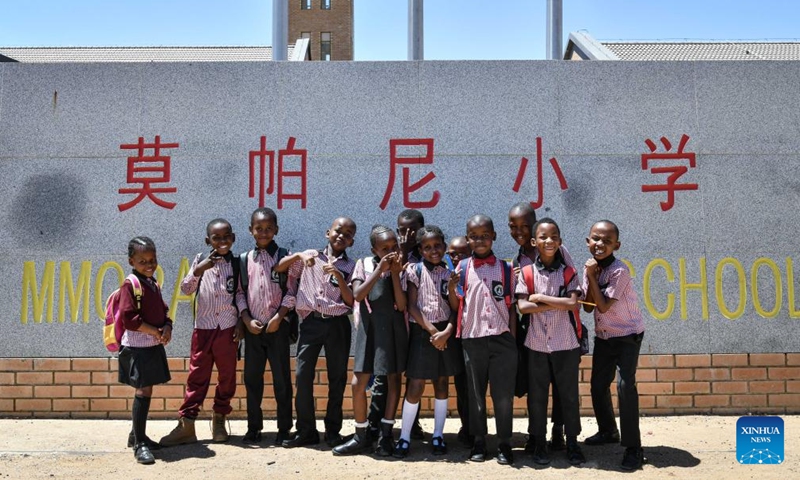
[103,274,142,353]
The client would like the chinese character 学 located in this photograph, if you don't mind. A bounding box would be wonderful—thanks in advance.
[512,136,568,209]
[379,138,440,210]
[641,134,698,211]
[248,136,308,209]
[117,136,179,212]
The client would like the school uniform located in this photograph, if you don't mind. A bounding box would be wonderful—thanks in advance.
[286,245,355,437]
[405,260,463,379]
[582,255,645,448]
[352,257,408,375]
[177,252,246,419]
[516,251,582,440]
[118,271,171,388]
[239,242,294,435]
[457,253,518,444]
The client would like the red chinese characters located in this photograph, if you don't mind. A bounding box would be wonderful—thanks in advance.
[117,136,179,212]
[248,136,308,209]
[379,138,440,210]
[641,134,698,211]
[512,136,568,209]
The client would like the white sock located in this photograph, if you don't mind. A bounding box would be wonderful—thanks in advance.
[400,400,420,442]
[433,398,448,438]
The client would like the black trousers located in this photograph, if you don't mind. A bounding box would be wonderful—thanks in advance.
[591,333,643,448]
[528,347,581,438]
[294,315,352,435]
[461,332,517,443]
[243,319,293,434]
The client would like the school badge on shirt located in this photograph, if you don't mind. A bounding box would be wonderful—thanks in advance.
[736,416,784,464]
[225,275,235,294]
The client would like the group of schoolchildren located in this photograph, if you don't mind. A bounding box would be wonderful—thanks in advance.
[115,204,646,471]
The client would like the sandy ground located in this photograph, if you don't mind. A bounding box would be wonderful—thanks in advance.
[0,415,796,479]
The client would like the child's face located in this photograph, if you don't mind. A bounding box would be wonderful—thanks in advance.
[419,233,447,265]
[466,220,496,258]
[326,218,356,254]
[446,237,471,264]
[586,222,620,261]
[206,223,235,255]
[372,232,400,259]
[397,217,423,248]
[508,210,534,248]
[533,223,562,263]
[129,247,158,278]
[249,213,278,249]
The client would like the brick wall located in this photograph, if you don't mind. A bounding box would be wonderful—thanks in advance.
[289,0,353,61]
[2,354,798,419]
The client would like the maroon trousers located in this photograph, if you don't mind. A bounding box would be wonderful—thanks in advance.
[179,326,238,418]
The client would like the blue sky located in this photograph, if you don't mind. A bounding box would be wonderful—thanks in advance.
[1,0,799,60]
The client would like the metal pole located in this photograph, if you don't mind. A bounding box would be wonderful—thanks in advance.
[408,0,424,60]
[272,0,288,61]
[546,0,563,60]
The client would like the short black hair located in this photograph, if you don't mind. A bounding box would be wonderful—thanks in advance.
[251,207,277,225]
[509,202,537,224]
[206,218,232,236]
[594,219,620,239]
[369,224,395,247]
[398,209,425,227]
[128,236,156,257]
[534,217,560,236]
[466,214,494,232]
[416,225,445,245]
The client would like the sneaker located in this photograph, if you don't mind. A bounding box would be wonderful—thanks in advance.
[431,436,447,456]
[621,447,644,471]
[548,424,566,451]
[496,443,514,465]
[584,430,620,446]
[134,443,155,465]
[159,417,197,447]
[211,413,229,443]
[393,438,410,459]
[410,421,425,440]
[532,444,551,465]
[242,430,262,444]
[566,439,586,465]
[469,440,486,462]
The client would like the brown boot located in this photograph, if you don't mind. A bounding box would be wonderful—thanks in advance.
[159,417,197,447]
[212,413,229,443]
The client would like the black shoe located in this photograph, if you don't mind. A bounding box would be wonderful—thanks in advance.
[332,434,370,456]
[242,430,262,444]
[497,443,514,465]
[469,440,486,462]
[621,447,644,471]
[274,430,292,446]
[524,436,537,453]
[127,432,161,451]
[566,439,586,465]
[134,443,155,465]
[324,431,346,448]
[392,438,410,459]
[548,425,566,451]
[365,426,381,445]
[410,421,425,440]
[584,430,620,445]
[431,436,447,456]
[282,431,320,448]
[375,435,395,457]
[457,427,474,447]
[532,444,551,465]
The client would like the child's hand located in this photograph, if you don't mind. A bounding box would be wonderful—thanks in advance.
[389,252,404,275]
[233,322,245,342]
[513,265,521,276]
[377,253,394,272]
[196,249,224,274]
[246,318,264,335]
[159,325,172,345]
[300,251,317,267]
[585,258,599,278]
[430,330,449,350]
[447,272,460,290]
[528,293,543,304]
[265,315,281,333]
[322,262,343,280]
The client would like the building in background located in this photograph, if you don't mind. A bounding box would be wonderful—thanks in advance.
[290,0,353,61]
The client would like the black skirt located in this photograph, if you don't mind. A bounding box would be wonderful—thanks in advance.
[118,344,171,388]
[406,321,464,380]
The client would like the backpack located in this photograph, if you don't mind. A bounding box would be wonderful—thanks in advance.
[103,274,142,353]
[455,257,513,338]
[520,263,589,355]
[238,247,299,343]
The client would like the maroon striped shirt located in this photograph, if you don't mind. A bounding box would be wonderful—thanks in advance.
[406,262,452,324]
[181,253,245,330]
[457,256,515,339]
[581,258,645,339]
[286,246,355,319]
